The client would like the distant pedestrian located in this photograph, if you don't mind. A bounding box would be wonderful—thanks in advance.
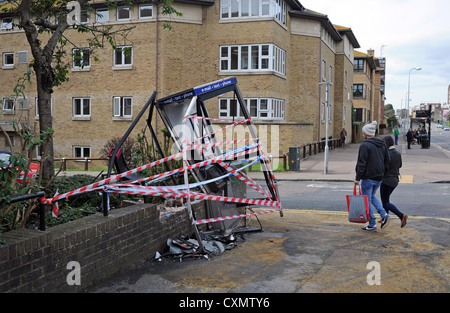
[354,121,391,231]
[380,136,408,228]
[393,126,399,145]
[340,128,347,147]
[406,128,413,149]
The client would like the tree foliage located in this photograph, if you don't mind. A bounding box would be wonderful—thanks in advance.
[0,0,181,184]
[384,103,398,127]
[0,0,182,231]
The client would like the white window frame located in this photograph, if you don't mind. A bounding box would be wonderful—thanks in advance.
[96,9,109,23]
[219,97,284,120]
[113,96,132,118]
[72,48,91,69]
[273,0,286,25]
[220,43,285,75]
[113,46,133,69]
[3,52,14,68]
[220,0,285,25]
[1,17,13,31]
[2,97,15,114]
[73,146,91,158]
[73,97,91,118]
[139,4,153,19]
[117,6,130,21]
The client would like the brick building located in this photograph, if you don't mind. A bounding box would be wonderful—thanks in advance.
[352,49,386,139]
[0,0,361,167]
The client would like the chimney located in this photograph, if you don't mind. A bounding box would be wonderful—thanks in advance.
[367,49,375,57]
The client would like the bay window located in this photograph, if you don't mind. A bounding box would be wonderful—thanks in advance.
[220,43,285,75]
[220,0,286,25]
[219,98,285,120]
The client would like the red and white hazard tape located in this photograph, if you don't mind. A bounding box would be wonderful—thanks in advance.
[40,142,260,205]
[40,113,282,226]
[103,184,282,225]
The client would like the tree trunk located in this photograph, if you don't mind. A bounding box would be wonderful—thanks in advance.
[35,62,55,184]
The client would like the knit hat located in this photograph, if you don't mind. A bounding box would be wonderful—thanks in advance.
[362,121,377,136]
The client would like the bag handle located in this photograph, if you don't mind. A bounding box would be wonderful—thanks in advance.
[353,184,362,195]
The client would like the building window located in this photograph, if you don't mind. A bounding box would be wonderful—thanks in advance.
[113,96,132,118]
[80,10,89,24]
[73,97,90,117]
[274,0,287,25]
[139,5,153,19]
[72,48,90,69]
[220,44,285,75]
[321,60,326,80]
[354,59,364,72]
[220,0,286,25]
[73,146,91,158]
[17,51,28,64]
[5,135,14,148]
[219,98,284,120]
[353,84,364,98]
[117,6,130,21]
[355,108,363,122]
[3,52,14,67]
[1,17,13,31]
[2,98,15,114]
[113,46,132,67]
[96,9,109,23]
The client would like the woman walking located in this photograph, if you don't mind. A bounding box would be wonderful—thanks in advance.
[380,136,408,228]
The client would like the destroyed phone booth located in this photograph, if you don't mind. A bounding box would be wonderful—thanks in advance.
[106,77,282,249]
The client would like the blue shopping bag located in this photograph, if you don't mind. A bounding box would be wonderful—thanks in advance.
[346,185,369,223]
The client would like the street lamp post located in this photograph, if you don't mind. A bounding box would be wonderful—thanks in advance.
[319,81,331,174]
[407,67,422,128]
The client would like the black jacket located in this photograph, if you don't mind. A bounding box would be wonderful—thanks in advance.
[406,130,413,142]
[355,137,390,182]
[383,147,402,188]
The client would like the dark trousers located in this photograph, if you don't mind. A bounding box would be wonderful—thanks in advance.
[407,141,411,149]
[380,183,404,219]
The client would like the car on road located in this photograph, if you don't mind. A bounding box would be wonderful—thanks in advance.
[444,126,450,131]
[0,150,40,183]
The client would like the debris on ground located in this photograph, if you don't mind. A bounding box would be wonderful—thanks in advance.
[154,230,245,262]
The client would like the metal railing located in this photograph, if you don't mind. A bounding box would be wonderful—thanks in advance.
[252,138,343,171]
[7,191,46,231]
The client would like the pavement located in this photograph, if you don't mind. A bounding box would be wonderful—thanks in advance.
[87,132,450,296]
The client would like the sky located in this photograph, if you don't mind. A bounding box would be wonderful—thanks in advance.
[299,0,450,112]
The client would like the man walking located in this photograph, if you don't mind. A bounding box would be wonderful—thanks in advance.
[406,128,413,149]
[393,126,399,145]
[355,121,391,231]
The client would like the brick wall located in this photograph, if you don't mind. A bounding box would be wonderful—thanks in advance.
[0,202,204,292]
